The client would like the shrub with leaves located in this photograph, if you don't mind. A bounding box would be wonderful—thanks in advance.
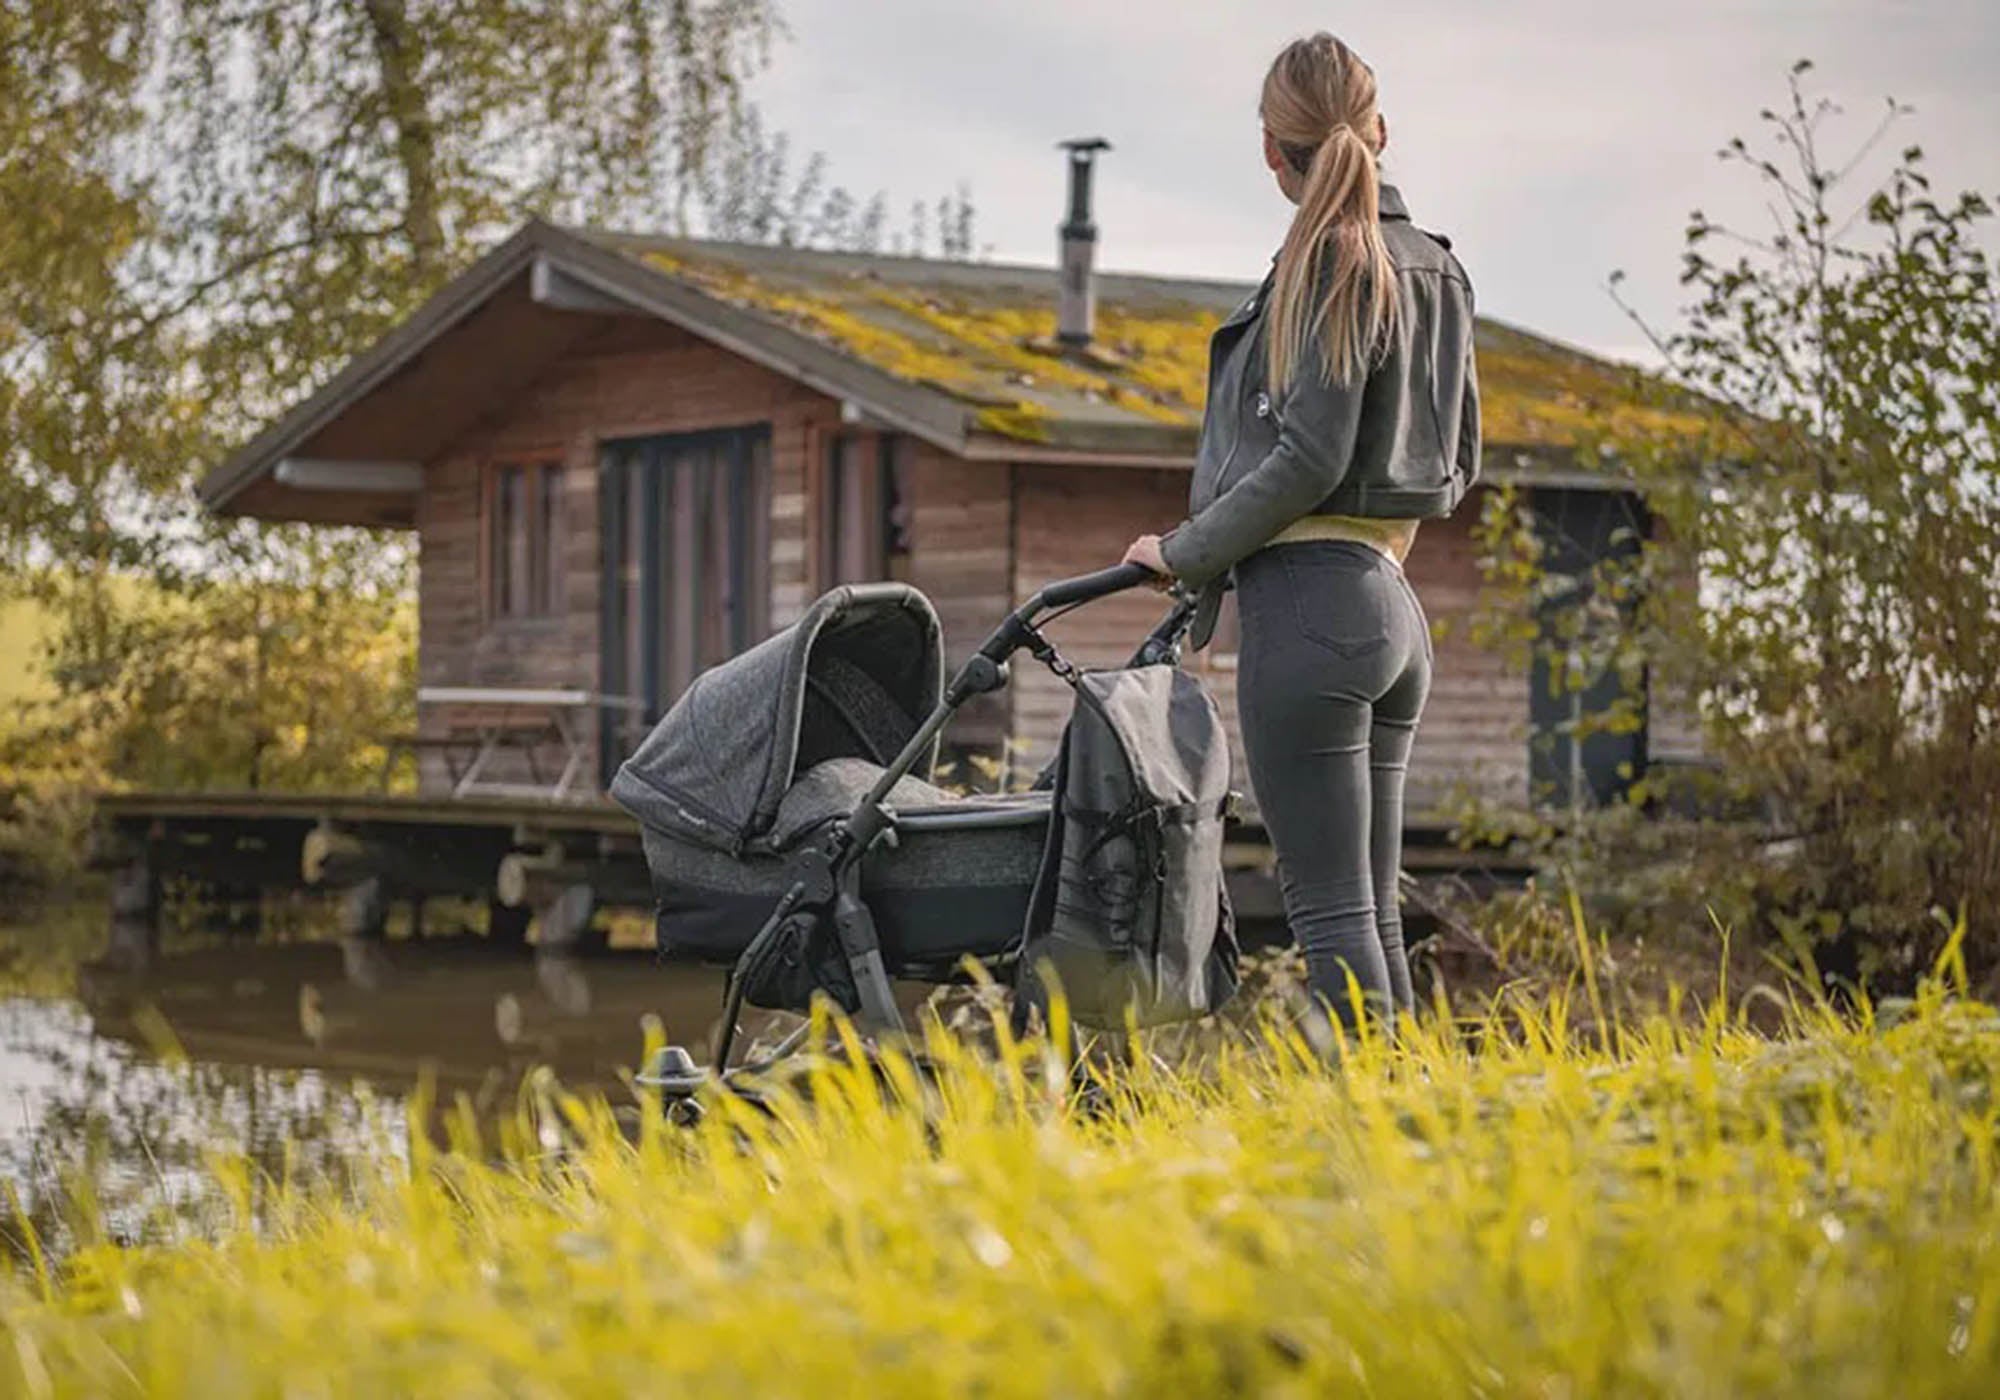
[0,552,416,888]
[1459,64,2000,991]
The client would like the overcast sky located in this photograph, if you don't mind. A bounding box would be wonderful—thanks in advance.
[751,0,1998,364]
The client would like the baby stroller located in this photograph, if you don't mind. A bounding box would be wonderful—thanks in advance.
[609,564,1237,1107]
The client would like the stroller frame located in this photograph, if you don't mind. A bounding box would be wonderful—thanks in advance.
[642,562,1196,1106]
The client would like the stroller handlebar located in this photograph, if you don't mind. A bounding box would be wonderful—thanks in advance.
[971,561,1193,672]
[1030,561,1158,613]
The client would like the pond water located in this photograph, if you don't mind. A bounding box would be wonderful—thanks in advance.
[0,900,749,1258]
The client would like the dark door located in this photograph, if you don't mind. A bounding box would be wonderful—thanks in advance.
[599,425,772,781]
[1528,486,1649,811]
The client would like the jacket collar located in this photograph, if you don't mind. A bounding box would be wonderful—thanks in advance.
[1263,184,1414,270]
[1233,183,1413,323]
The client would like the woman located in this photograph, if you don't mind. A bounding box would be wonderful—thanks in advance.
[1124,32,1480,1032]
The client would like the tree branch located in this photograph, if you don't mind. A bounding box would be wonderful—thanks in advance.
[107,223,401,355]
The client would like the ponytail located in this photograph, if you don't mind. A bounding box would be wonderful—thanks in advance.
[1261,35,1399,391]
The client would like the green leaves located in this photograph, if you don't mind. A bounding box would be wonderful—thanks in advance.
[1473,63,2000,983]
[4,0,783,554]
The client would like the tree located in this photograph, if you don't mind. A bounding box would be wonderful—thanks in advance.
[695,107,886,250]
[4,0,782,597]
[1467,63,2000,990]
[1,0,775,881]
[7,0,781,559]
[147,0,776,434]
[0,2,195,577]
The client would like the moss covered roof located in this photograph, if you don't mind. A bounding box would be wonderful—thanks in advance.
[580,230,1688,458]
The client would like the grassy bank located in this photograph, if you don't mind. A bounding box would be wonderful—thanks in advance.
[4,966,2000,1396]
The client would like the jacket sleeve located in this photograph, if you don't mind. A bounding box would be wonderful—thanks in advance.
[1159,335,1368,589]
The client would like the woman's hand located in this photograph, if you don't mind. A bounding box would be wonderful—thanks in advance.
[1122,534,1175,591]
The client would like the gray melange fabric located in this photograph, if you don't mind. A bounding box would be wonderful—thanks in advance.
[610,584,942,851]
[1234,539,1431,1030]
[767,757,950,847]
[644,792,1047,896]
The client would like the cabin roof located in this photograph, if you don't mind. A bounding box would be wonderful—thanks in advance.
[199,218,1686,526]
[581,229,1688,457]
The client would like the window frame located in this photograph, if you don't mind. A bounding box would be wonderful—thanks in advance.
[598,424,773,738]
[814,430,912,591]
[482,458,566,624]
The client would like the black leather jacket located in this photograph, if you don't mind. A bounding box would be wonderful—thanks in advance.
[1159,185,1480,592]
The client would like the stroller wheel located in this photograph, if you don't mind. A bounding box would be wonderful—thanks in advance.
[638,1043,712,1126]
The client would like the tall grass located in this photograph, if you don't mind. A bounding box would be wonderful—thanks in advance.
[4,948,1999,1397]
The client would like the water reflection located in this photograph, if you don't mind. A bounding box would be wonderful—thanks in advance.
[0,902,749,1260]
[2,992,398,1255]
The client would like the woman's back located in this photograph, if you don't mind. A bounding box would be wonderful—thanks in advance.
[1162,182,1479,590]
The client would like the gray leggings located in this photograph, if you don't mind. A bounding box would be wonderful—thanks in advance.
[1234,540,1432,1028]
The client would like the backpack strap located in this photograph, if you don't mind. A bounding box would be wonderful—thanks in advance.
[1063,795,1233,862]
[1062,796,1231,828]
[1152,797,1234,825]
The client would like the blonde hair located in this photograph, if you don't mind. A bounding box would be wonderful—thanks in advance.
[1260,34,1398,390]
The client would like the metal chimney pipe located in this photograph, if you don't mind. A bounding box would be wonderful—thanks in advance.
[1057,138,1111,348]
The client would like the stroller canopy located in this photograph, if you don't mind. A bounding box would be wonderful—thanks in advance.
[610,583,944,852]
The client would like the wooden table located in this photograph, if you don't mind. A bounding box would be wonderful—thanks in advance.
[415,688,647,800]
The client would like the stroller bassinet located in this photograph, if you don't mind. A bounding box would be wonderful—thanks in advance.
[609,585,1049,979]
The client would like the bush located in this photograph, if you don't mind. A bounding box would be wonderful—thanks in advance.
[1461,65,2000,993]
[0,543,415,890]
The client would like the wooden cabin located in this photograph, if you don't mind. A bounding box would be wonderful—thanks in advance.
[198,218,1686,821]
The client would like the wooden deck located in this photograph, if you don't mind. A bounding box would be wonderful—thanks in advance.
[101,788,636,834]
[94,788,1530,969]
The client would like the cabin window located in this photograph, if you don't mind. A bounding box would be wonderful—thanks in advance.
[1527,486,1650,810]
[817,431,912,589]
[485,460,564,620]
